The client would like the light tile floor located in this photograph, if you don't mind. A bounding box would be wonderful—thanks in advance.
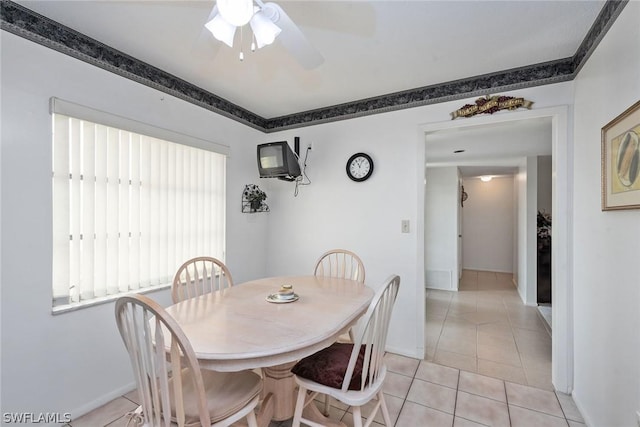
[70,269,585,426]
[426,270,554,391]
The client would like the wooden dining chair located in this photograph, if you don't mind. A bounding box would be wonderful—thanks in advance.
[291,275,400,427]
[313,249,367,415]
[172,256,234,303]
[115,294,262,427]
[313,249,366,284]
[313,249,366,342]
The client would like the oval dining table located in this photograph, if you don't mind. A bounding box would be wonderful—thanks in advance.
[164,275,375,426]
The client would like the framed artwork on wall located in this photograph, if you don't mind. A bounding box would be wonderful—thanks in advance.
[601,100,640,210]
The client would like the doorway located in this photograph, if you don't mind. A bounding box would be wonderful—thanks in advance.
[417,106,572,393]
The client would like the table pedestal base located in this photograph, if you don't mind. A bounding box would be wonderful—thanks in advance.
[260,363,346,427]
[262,362,297,421]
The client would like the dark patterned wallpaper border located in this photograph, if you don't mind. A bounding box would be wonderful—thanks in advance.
[0,0,628,133]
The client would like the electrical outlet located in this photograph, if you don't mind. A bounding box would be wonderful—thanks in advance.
[307,142,313,150]
[401,220,410,233]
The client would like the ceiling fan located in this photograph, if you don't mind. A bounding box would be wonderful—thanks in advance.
[204,0,324,69]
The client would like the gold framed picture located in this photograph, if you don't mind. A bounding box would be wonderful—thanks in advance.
[601,100,640,210]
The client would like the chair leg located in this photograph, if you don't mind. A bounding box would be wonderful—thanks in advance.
[246,409,259,427]
[377,392,392,426]
[352,405,363,427]
[255,393,274,427]
[322,394,330,416]
[292,386,307,427]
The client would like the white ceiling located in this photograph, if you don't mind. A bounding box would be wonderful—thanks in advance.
[15,0,605,118]
[426,117,552,177]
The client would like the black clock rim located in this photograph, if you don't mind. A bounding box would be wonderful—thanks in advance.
[346,152,374,182]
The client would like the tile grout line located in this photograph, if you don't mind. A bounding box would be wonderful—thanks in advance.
[388,359,424,426]
[430,290,451,365]
[504,291,531,390]
[451,368,461,427]
[391,361,424,427]
[554,391,577,425]
[504,377,513,426]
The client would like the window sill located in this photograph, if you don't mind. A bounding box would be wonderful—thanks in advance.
[52,283,171,315]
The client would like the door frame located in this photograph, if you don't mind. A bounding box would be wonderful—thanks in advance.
[415,105,573,393]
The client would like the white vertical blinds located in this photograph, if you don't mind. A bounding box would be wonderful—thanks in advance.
[52,111,226,307]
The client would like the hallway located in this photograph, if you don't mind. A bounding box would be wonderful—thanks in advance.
[426,270,552,391]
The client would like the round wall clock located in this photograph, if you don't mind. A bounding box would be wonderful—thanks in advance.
[346,152,374,182]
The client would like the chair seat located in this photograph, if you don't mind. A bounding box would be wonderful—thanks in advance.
[169,368,262,426]
[292,343,366,390]
[295,363,387,408]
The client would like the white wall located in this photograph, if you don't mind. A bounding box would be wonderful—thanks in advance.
[424,167,459,290]
[512,176,519,284]
[525,157,538,306]
[258,111,426,357]
[461,176,515,273]
[516,164,526,298]
[516,157,538,305]
[0,33,268,420]
[571,3,640,426]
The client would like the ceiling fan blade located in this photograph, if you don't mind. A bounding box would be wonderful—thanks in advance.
[262,2,324,70]
[276,2,376,38]
[190,4,221,61]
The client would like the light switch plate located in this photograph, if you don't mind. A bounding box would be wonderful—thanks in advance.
[401,220,410,233]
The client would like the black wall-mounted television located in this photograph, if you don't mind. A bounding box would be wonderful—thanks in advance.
[257,141,301,181]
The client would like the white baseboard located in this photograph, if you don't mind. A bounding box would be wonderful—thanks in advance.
[68,382,137,425]
[385,345,421,360]
[571,391,594,427]
[425,270,453,290]
[462,267,514,274]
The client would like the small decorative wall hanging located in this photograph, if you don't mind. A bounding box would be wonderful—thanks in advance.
[242,184,269,213]
[451,95,533,120]
[461,185,468,207]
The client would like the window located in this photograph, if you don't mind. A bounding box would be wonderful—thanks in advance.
[51,99,227,311]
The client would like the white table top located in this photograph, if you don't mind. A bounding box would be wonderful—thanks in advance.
[165,275,374,372]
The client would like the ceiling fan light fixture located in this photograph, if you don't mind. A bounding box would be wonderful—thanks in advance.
[203,0,322,67]
[217,0,254,27]
[250,10,281,49]
[205,13,236,48]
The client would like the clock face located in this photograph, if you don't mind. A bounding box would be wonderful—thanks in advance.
[346,153,374,182]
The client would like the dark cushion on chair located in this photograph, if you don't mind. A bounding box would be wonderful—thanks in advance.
[292,343,366,390]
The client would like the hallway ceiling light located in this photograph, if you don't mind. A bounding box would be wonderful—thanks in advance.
[480,176,493,182]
